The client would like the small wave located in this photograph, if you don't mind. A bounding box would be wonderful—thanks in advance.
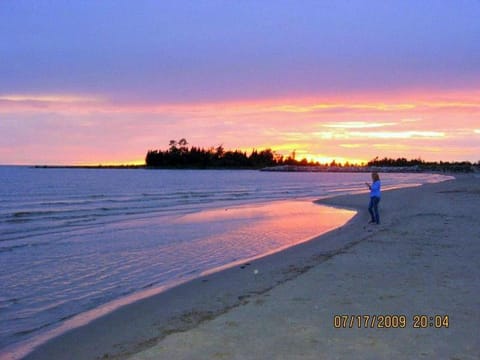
[12,319,58,338]
[9,210,56,222]
[88,194,106,199]
[0,243,31,253]
[0,239,56,253]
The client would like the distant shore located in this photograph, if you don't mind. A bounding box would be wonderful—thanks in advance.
[32,164,479,173]
[33,164,146,169]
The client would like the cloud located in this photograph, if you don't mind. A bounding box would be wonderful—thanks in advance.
[267,102,417,113]
[0,93,106,115]
[0,90,479,164]
[322,121,396,129]
[0,94,102,103]
[348,131,445,139]
[339,144,363,148]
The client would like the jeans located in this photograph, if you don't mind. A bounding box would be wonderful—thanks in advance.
[368,196,380,224]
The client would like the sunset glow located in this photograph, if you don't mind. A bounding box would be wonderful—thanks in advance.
[1,1,479,165]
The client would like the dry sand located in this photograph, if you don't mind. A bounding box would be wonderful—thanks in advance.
[22,175,480,360]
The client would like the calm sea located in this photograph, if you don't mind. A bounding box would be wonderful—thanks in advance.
[0,166,452,357]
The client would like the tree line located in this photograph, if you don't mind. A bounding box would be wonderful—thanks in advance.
[367,156,476,172]
[146,139,478,172]
[145,139,318,169]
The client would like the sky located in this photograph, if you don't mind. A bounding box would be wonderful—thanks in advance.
[1,0,479,165]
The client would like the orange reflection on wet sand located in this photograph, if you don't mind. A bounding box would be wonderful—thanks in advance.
[175,200,355,256]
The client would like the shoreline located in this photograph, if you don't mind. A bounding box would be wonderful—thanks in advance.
[11,175,480,359]
[8,200,358,360]
[127,174,479,359]
[3,199,354,360]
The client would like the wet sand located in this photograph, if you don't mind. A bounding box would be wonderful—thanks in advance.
[22,175,480,360]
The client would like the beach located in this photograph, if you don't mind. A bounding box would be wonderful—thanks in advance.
[21,174,480,360]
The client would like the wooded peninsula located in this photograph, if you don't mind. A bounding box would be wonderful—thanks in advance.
[145,139,478,173]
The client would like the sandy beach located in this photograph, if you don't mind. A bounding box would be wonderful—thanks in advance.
[22,174,480,360]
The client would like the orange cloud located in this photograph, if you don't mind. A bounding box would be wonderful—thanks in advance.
[1,89,479,164]
[2,90,480,120]
[268,102,417,113]
[322,121,396,129]
[348,131,446,139]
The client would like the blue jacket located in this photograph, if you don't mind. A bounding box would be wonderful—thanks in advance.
[370,180,381,198]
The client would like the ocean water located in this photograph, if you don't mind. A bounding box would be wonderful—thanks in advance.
[0,166,452,356]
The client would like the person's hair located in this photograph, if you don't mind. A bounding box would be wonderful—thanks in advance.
[372,172,380,181]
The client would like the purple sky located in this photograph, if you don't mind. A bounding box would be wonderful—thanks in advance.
[1,1,479,164]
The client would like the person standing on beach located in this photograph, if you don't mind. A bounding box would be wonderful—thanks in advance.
[366,172,381,224]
